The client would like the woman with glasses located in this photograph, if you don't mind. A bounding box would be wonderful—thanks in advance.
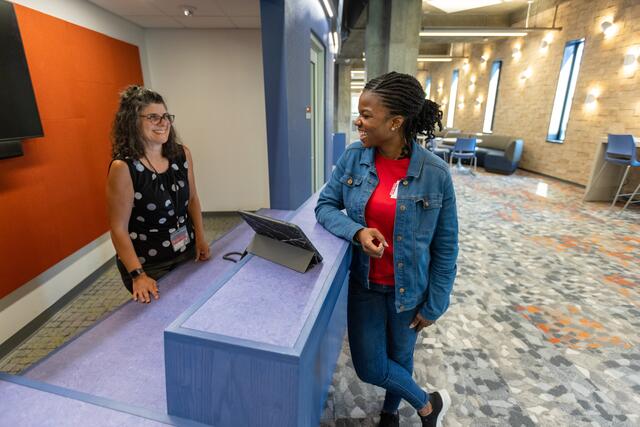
[107,85,210,304]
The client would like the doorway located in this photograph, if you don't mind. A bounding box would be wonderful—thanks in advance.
[310,33,325,193]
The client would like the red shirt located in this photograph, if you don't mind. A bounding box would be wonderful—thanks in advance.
[365,152,410,286]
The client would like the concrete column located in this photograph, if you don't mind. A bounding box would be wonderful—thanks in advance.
[365,0,389,80]
[335,63,352,138]
[388,0,421,75]
[365,0,422,78]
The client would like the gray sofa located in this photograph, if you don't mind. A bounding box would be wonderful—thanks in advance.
[436,131,524,175]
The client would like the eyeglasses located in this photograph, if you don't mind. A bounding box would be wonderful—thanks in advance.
[139,113,175,125]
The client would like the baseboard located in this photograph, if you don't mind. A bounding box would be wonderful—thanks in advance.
[517,167,586,188]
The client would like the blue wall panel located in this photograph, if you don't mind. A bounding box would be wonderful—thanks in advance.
[260,0,334,209]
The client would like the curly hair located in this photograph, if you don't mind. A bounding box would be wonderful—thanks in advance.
[364,71,443,143]
[111,85,181,160]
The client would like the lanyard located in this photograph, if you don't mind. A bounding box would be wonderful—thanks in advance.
[143,154,180,228]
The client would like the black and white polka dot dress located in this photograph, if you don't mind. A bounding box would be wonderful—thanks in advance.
[123,147,195,267]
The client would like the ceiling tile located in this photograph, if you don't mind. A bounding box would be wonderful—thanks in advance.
[124,15,184,28]
[217,0,260,17]
[89,0,163,15]
[229,16,261,29]
[150,0,226,17]
[175,16,236,28]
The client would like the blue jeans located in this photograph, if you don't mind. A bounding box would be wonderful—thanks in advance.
[347,279,429,413]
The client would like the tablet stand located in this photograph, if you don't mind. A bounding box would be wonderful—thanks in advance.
[246,233,317,273]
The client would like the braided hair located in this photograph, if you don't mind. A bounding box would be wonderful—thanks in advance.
[364,71,443,143]
[111,85,181,160]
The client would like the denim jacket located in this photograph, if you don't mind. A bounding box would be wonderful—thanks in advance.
[315,140,458,321]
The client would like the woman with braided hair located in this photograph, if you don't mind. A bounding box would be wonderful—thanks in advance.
[107,85,210,304]
[315,72,458,426]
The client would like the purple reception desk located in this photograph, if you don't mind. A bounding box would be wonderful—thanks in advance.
[0,374,174,426]
[164,193,351,426]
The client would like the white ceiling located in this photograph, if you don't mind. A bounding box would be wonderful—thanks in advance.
[87,0,261,29]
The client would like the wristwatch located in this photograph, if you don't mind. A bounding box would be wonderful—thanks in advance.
[129,268,145,280]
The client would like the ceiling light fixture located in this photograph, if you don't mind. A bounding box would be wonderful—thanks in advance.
[420,28,528,37]
[330,31,339,54]
[181,5,196,16]
[321,0,334,19]
[425,0,504,14]
[417,56,454,62]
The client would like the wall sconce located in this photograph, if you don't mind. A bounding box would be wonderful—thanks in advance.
[622,47,639,75]
[520,67,533,81]
[623,53,637,66]
[512,46,522,61]
[474,96,483,108]
[540,33,553,50]
[458,97,465,109]
[584,92,598,110]
[468,76,476,93]
[480,54,488,64]
[463,60,470,72]
[623,46,640,65]
[441,97,448,106]
[437,84,443,94]
[601,19,616,39]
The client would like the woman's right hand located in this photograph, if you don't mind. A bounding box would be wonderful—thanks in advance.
[132,274,159,303]
[355,228,388,259]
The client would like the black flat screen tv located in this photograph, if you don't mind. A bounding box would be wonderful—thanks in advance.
[0,0,43,159]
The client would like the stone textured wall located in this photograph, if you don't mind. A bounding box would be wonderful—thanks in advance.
[425,0,640,186]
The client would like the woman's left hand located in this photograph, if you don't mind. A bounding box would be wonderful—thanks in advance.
[410,313,434,333]
[194,238,211,262]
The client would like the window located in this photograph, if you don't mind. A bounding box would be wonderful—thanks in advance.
[425,77,432,99]
[547,39,585,142]
[482,60,502,133]
[446,69,459,128]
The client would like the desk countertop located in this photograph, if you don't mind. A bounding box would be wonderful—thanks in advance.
[180,193,349,349]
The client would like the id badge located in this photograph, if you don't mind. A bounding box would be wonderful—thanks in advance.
[389,180,400,199]
[170,225,190,252]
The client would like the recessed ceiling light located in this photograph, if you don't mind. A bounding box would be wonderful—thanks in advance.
[181,5,196,17]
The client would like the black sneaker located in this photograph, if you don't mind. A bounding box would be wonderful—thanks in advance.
[420,390,451,427]
[378,411,399,427]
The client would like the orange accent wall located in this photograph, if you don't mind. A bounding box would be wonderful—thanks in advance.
[0,5,143,299]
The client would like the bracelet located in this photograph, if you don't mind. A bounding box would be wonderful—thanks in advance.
[129,268,145,279]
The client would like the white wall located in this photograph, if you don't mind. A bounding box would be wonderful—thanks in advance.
[144,29,270,211]
[1,0,147,345]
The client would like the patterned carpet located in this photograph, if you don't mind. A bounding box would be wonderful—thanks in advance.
[321,170,640,427]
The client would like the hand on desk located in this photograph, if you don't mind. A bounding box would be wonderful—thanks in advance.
[195,237,212,262]
[132,275,159,304]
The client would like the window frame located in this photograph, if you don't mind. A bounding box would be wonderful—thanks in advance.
[446,69,459,128]
[482,60,502,134]
[546,38,585,143]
